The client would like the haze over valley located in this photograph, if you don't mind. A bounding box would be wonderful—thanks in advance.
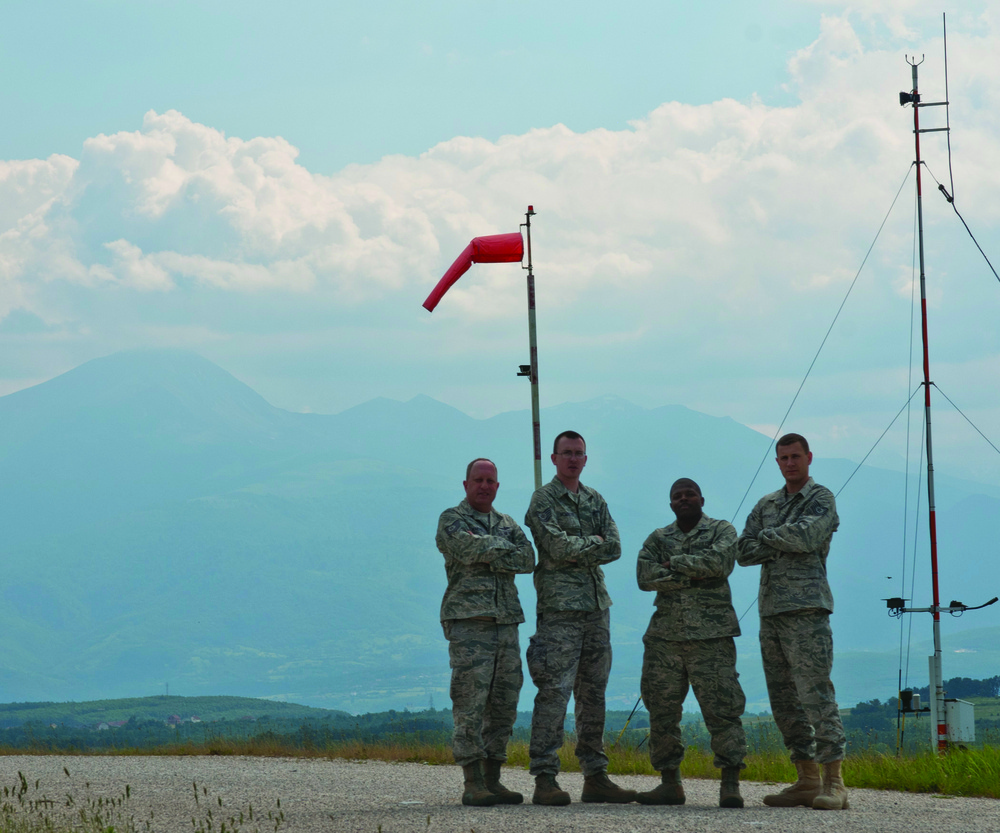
[2,349,997,713]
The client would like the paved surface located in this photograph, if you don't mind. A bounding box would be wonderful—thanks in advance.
[1,755,998,832]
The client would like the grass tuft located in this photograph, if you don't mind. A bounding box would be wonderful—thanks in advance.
[0,769,284,833]
[2,727,998,833]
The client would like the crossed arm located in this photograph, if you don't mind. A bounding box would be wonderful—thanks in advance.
[737,490,837,566]
[436,511,535,574]
[638,523,736,591]
[526,496,621,569]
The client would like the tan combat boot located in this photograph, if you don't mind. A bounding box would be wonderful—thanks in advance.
[483,759,523,804]
[532,773,571,806]
[763,760,822,807]
[581,771,637,803]
[635,768,685,805]
[813,759,849,810]
[719,766,744,808]
[461,761,499,806]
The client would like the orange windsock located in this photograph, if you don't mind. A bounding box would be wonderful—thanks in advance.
[422,232,524,312]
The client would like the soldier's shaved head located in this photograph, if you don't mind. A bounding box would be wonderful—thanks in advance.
[466,457,498,480]
[669,478,702,497]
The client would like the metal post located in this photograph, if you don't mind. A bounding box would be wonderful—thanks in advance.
[908,57,947,753]
[523,206,542,490]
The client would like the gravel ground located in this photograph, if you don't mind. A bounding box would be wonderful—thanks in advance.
[1,755,998,833]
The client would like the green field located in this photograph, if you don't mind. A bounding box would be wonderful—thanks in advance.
[3,692,1000,756]
[0,693,998,832]
[0,694,344,729]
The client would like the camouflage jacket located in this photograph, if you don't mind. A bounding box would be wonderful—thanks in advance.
[436,499,535,624]
[525,476,621,613]
[637,514,740,640]
[736,477,838,618]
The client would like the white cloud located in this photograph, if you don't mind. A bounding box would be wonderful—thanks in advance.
[0,154,78,234]
[3,16,995,320]
[157,252,316,293]
[103,240,173,291]
[0,9,997,483]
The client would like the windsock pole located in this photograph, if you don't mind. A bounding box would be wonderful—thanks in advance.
[421,213,539,487]
[518,206,543,490]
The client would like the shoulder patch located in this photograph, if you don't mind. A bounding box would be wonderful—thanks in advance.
[446,520,463,534]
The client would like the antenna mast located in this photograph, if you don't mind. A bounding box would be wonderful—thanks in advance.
[889,19,997,753]
[908,52,948,754]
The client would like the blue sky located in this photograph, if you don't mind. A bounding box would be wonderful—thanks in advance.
[4,0,822,171]
[2,0,999,487]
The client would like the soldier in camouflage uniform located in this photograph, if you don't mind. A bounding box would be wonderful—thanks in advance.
[436,458,536,806]
[636,478,747,808]
[524,430,636,806]
[737,433,849,811]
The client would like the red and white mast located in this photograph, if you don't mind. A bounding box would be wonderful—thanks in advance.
[906,55,948,753]
[891,43,996,752]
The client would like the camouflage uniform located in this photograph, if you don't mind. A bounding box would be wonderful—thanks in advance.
[436,499,535,766]
[737,477,846,763]
[637,515,747,771]
[524,476,621,777]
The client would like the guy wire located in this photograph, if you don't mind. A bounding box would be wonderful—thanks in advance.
[730,165,915,525]
[943,13,955,200]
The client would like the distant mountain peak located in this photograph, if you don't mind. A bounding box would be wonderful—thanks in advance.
[406,394,470,416]
[337,394,471,422]
[548,394,644,414]
[0,348,291,452]
[4,348,260,404]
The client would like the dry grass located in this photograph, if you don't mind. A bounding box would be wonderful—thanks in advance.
[4,731,999,800]
[504,739,1000,799]
[0,770,284,833]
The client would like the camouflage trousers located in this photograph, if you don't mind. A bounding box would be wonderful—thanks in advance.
[443,618,523,767]
[526,608,611,777]
[760,609,846,763]
[641,625,747,771]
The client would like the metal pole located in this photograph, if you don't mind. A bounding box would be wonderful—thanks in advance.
[908,58,947,753]
[523,206,542,490]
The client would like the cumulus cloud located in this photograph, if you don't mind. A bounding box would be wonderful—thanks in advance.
[0,10,997,476]
[0,155,78,234]
[4,16,996,314]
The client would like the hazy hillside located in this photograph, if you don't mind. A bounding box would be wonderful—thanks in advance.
[1,349,997,713]
[0,694,346,729]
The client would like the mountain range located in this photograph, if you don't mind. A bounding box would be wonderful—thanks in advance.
[1,349,997,716]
